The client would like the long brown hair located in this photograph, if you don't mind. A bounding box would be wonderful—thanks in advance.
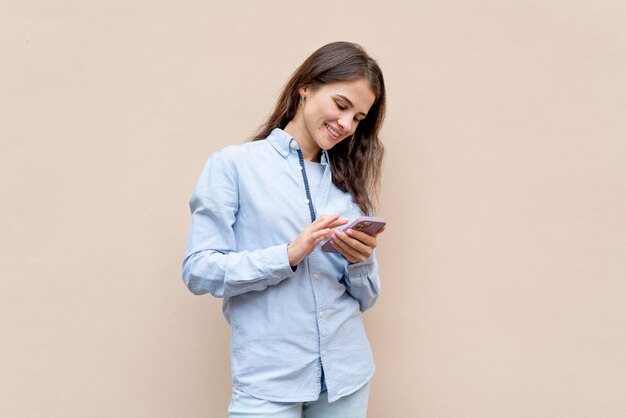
[252,41,386,215]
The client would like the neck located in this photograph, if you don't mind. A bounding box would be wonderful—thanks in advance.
[284,121,321,162]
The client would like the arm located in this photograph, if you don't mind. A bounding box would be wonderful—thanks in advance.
[331,227,385,311]
[340,254,381,312]
[182,150,295,298]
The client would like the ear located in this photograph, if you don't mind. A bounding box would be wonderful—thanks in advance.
[298,86,308,98]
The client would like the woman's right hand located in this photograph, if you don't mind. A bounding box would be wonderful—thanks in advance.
[287,215,348,268]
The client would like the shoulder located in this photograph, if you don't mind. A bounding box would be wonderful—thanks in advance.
[206,140,269,165]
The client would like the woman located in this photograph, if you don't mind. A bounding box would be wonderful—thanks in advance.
[182,41,387,417]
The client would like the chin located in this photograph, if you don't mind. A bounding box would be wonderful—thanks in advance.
[317,132,341,150]
[317,139,337,151]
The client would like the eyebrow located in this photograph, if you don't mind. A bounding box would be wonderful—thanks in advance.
[335,94,368,117]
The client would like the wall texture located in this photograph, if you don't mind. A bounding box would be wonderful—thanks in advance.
[2,1,625,417]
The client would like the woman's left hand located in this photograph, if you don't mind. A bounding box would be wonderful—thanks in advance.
[329,226,386,264]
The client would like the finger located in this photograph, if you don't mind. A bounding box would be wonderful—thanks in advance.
[313,214,339,225]
[333,230,371,260]
[345,228,377,248]
[330,238,359,263]
[327,218,349,229]
[310,228,333,242]
[311,215,342,230]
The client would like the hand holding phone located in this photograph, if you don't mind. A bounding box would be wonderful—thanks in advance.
[321,216,386,253]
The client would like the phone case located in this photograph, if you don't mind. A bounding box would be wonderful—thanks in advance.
[321,216,386,253]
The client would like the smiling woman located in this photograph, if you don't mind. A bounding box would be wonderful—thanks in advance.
[285,79,375,158]
[182,41,387,418]
[253,41,386,216]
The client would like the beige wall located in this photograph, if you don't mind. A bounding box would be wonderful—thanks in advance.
[2,1,625,416]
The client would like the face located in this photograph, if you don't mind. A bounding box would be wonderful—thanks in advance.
[289,79,376,158]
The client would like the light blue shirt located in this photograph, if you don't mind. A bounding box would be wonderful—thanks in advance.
[303,160,324,204]
[182,128,381,403]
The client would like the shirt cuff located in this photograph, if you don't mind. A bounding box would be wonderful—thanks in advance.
[346,257,375,284]
[262,243,298,281]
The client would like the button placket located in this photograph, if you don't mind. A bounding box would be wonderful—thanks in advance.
[295,148,316,223]
[308,253,328,368]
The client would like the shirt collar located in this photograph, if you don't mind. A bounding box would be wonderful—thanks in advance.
[267,128,329,165]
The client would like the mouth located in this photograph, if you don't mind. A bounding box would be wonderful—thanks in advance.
[325,123,341,140]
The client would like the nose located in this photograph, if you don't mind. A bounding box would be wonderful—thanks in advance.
[337,114,352,133]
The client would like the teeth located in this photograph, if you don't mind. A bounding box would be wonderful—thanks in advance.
[326,124,339,138]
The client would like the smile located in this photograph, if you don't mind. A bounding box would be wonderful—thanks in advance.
[325,123,340,139]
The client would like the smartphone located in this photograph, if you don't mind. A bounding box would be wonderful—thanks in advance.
[321,216,386,253]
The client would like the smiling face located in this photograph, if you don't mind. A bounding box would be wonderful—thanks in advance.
[284,78,376,161]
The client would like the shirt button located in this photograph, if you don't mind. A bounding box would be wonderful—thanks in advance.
[298,165,303,170]
[290,142,298,149]
[304,198,310,204]
[321,351,327,357]
[313,273,319,280]
[319,311,325,318]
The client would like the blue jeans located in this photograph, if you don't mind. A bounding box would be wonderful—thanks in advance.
[228,382,370,418]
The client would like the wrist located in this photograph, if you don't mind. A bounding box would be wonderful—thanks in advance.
[287,242,298,268]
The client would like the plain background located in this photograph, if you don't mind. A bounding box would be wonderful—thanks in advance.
[2,1,625,417]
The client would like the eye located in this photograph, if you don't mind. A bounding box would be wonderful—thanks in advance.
[335,101,347,111]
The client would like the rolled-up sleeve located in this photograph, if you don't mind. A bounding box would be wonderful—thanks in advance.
[182,149,295,298]
[341,253,381,312]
